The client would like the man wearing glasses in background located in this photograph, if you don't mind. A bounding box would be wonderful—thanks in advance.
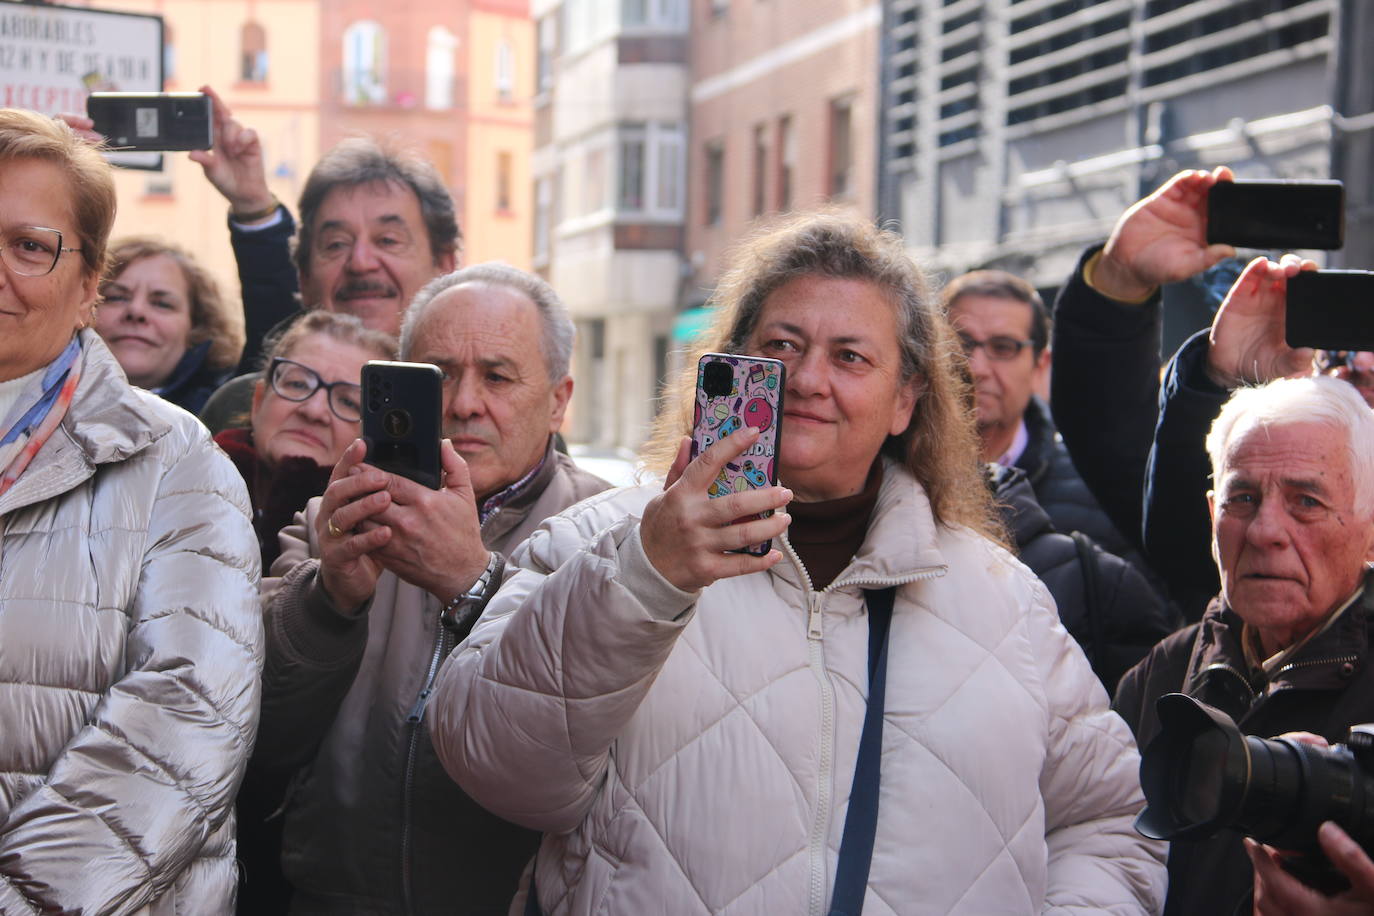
[943,270,1147,575]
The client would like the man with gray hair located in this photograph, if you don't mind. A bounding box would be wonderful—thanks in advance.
[1115,374,1374,915]
[255,264,610,915]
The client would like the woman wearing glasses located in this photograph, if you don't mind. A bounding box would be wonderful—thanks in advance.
[0,109,261,913]
[214,311,396,569]
[213,311,394,915]
[93,236,244,414]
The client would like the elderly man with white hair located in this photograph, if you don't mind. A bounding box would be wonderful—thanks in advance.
[254,263,610,915]
[1115,374,1374,916]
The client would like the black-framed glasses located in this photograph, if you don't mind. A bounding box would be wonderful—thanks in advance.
[957,332,1036,362]
[0,225,83,277]
[268,358,364,422]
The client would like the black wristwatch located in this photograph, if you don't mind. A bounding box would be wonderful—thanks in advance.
[440,552,505,639]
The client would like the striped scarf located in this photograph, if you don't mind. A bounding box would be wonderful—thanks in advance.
[0,336,83,499]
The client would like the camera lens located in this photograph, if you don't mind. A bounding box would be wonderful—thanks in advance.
[703,360,733,398]
[1138,694,1374,857]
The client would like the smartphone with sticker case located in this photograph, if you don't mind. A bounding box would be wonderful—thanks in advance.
[691,353,786,556]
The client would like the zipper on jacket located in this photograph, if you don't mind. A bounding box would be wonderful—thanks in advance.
[1200,661,1259,705]
[400,513,497,913]
[780,534,946,915]
[400,610,454,915]
[1274,653,1359,680]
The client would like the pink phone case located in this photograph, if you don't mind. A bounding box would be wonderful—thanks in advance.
[691,353,785,556]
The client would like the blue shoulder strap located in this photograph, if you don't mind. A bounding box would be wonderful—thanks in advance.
[828,586,897,916]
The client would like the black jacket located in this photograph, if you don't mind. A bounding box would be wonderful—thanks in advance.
[1014,395,1159,584]
[1114,574,1374,916]
[153,340,232,415]
[1049,244,1164,554]
[990,465,1179,692]
[1143,329,1226,616]
[230,206,302,375]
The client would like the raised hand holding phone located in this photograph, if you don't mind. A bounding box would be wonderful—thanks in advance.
[691,353,786,556]
[640,426,792,593]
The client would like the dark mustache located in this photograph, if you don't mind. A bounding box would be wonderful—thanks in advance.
[336,280,399,299]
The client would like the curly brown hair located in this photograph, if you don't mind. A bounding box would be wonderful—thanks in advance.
[644,209,1004,543]
[102,237,245,371]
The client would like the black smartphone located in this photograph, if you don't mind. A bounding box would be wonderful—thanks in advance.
[1285,270,1374,352]
[1207,180,1344,251]
[361,361,444,489]
[691,353,785,556]
[87,92,214,151]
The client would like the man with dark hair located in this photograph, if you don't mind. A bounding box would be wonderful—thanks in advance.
[943,269,1141,568]
[190,87,460,429]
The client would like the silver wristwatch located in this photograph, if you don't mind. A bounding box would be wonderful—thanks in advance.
[440,552,505,638]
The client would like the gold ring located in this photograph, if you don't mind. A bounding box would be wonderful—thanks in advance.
[327,517,344,538]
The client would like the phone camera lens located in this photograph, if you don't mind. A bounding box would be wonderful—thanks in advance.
[703,360,734,398]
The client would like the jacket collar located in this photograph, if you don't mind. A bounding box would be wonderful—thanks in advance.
[0,330,171,517]
[1013,396,1056,485]
[778,457,948,592]
[154,339,212,398]
[1184,570,1374,723]
[479,438,559,533]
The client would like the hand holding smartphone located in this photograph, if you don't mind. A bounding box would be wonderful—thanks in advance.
[691,354,785,556]
[361,361,444,489]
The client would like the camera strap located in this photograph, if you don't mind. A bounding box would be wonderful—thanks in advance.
[828,586,897,916]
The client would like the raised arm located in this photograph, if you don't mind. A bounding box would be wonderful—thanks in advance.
[189,85,300,372]
[429,428,791,832]
[1052,168,1236,549]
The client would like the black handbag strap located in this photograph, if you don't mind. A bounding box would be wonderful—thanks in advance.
[1070,531,1107,683]
[828,586,897,916]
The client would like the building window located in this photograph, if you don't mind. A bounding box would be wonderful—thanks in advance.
[343,21,387,105]
[564,0,613,55]
[534,174,552,260]
[656,126,683,212]
[495,40,515,102]
[704,139,724,226]
[776,115,794,211]
[617,122,684,217]
[536,15,556,93]
[619,129,646,211]
[497,151,513,212]
[752,123,767,217]
[426,26,458,110]
[584,144,608,216]
[829,96,853,199]
[240,21,268,83]
[623,0,688,29]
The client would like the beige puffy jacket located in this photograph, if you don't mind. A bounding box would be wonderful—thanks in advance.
[431,462,1167,915]
[0,332,263,916]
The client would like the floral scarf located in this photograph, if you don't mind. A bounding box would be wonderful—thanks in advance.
[0,336,83,498]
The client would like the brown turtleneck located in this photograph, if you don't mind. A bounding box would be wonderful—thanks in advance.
[785,461,883,590]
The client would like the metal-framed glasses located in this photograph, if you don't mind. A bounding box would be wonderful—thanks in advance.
[0,226,83,277]
[956,332,1036,362]
[268,358,364,423]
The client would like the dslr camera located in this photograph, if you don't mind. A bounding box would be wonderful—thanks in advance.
[1136,693,1374,892]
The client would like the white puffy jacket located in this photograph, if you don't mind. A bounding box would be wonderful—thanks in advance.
[430,462,1166,915]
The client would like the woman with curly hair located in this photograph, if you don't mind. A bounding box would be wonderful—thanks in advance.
[428,211,1166,915]
[94,235,244,413]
